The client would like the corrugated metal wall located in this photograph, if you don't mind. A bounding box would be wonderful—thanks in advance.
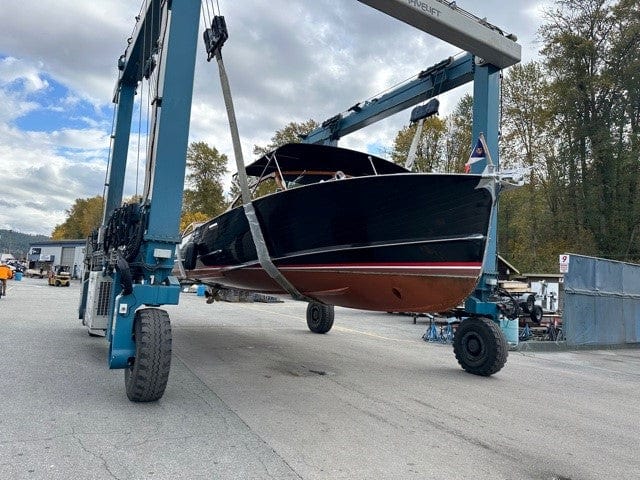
[563,254,640,346]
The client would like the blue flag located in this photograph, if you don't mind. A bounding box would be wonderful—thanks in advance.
[464,138,485,173]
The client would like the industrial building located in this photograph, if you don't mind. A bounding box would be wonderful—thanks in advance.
[27,239,85,279]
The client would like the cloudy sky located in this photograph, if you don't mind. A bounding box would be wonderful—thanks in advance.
[0,0,547,235]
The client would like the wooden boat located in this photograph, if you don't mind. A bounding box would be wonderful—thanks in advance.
[178,143,494,312]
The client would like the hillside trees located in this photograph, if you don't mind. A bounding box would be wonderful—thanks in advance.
[539,0,640,261]
[498,61,570,272]
[495,0,640,269]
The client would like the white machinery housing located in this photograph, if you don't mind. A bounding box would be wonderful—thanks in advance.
[83,271,113,336]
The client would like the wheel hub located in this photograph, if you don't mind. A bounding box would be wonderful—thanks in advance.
[465,334,484,357]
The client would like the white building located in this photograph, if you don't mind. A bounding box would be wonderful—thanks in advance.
[28,239,85,279]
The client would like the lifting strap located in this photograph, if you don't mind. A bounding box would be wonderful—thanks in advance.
[212,38,310,302]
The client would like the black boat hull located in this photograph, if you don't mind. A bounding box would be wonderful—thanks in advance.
[182,173,493,312]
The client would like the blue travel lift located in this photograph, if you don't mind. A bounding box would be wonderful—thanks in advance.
[79,0,521,402]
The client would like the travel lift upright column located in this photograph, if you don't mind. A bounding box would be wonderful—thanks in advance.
[465,64,501,319]
[83,0,201,402]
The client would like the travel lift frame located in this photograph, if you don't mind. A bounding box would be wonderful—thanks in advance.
[79,0,521,402]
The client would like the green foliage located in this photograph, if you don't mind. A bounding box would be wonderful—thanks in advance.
[491,0,640,271]
[253,119,319,156]
[445,94,474,173]
[179,211,210,234]
[390,95,472,173]
[51,196,104,239]
[182,141,229,219]
[391,116,447,172]
[534,0,640,262]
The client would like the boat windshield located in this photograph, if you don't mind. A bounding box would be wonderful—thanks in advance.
[228,143,409,208]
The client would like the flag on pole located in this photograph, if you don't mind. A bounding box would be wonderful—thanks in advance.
[464,133,494,174]
[464,137,485,173]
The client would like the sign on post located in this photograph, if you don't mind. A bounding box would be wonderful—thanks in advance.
[559,254,570,273]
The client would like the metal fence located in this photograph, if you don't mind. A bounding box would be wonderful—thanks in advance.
[563,254,640,346]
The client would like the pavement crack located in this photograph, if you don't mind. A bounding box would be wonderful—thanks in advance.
[71,427,121,480]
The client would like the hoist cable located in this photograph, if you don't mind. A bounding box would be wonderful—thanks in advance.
[134,0,149,199]
[203,0,213,29]
[101,102,118,219]
[201,3,209,32]
[135,81,144,199]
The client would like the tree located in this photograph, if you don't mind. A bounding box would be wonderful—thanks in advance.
[253,119,319,156]
[227,120,321,202]
[540,0,640,261]
[390,95,474,174]
[51,196,104,239]
[444,94,473,173]
[498,62,561,270]
[390,116,447,172]
[179,211,210,233]
[182,141,228,219]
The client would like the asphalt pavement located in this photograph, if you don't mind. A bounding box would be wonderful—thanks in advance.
[1,277,639,479]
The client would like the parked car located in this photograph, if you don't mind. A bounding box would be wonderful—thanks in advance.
[8,260,26,273]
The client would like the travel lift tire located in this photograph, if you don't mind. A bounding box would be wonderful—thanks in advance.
[453,317,508,376]
[125,308,172,402]
[306,302,335,334]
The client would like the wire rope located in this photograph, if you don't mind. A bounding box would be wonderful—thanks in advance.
[203,0,213,28]
[135,81,144,199]
[134,0,150,199]
[101,101,118,217]
[201,3,209,32]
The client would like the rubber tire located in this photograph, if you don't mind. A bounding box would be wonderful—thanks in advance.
[520,294,535,313]
[306,302,335,334]
[530,305,543,324]
[453,317,508,376]
[125,308,172,402]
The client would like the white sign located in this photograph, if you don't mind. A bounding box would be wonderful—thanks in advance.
[559,254,570,273]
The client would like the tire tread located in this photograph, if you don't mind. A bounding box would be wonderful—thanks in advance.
[125,308,172,402]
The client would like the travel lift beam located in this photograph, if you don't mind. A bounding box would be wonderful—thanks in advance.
[303,0,522,349]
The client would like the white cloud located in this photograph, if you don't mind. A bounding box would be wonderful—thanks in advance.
[0,0,542,236]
